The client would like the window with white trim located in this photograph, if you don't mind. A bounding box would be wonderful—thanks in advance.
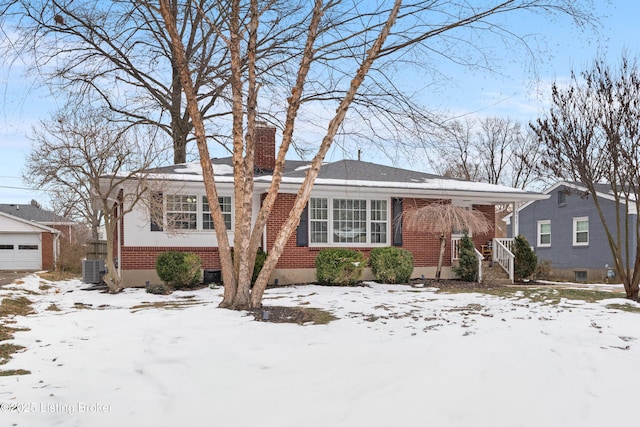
[166,195,198,230]
[203,196,232,230]
[333,199,367,243]
[573,217,589,246]
[537,220,551,247]
[309,197,389,245]
[310,197,328,243]
[370,200,388,243]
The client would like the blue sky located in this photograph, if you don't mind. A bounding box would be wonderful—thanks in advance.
[0,1,635,206]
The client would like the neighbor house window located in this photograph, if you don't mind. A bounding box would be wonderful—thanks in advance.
[202,196,232,230]
[558,190,566,206]
[573,217,589,246]
[537,220,551,247]
[574,271,587,282]
[0,245,14,250]
[166,194,198,230]
[310,197,328,243]
[309,197,388,245]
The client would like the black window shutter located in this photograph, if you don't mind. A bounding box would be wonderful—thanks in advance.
[296,203,309,247]
[392,197,403,246]
[150,192,164,231]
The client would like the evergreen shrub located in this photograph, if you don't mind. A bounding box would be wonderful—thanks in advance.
[155,251,202,288]
[315,248,365,286]
[513,235,537,281]
[369,247,414,284]
[453,233,479,281]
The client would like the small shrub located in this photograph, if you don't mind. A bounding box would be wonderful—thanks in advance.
[513,235,537,281]
[146,283,172,295]
[370,247,414,284]
[453,233,479,282]
[155,251,202,289]
[534,259,552,280]
[315,248,365,286]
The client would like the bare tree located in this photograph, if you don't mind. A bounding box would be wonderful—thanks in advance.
[24,103,165,292]
[1,0,303,163]
[533,55,640,301]
[157,0,596,310]
[433,118,482,181]
[433,116,545,190]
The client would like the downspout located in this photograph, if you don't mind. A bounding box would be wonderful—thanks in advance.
[117,210,122,281]
[512,202,519,237]
[53,231,60,269]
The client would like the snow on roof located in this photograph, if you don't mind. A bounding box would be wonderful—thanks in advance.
[115,158,545,200]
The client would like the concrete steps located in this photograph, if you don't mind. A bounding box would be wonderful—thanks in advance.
[482,261,512,285]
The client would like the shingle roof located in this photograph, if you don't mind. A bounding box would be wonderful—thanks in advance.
[115,156,546,202]
[0,204,73,224]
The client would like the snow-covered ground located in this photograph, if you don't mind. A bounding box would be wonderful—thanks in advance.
[1,274,639,427]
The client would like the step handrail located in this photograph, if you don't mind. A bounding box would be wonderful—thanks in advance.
[493,238,514,283]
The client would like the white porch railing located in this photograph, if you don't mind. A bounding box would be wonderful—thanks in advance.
[451,237,461,260]
[493,238,514,283]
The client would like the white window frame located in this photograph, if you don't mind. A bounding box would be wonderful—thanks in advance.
[166,194,198,230]
[164,194,233,232]
[309,197,329,244]
[202,196,232,231]
[537,220,551,247]
[309,197,389,247]
[572,217,589,246]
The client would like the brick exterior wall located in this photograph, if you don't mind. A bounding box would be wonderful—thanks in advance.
[255,125,276,171]
[41,232,55,270]
[119,194,496,275]
[120,246,221,270]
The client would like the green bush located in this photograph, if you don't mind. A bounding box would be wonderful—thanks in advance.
[231,248,267,286]
[315,248,365,286]
[146,282,172,295]
[252,249,267,285]
[155,251,202,288]
[453,233,479,281]
[513,235,537,281]
[369,247,414,284]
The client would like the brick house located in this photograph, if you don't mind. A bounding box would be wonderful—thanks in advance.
[0,204,73,271]
[103,125,547,286]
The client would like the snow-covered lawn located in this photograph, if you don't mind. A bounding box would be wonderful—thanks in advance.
[1,275,639,427]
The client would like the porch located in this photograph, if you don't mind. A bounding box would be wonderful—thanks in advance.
[452,237,514,283]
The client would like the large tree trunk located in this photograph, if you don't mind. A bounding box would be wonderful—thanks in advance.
[102,209,123,294]
[171,60,188,164]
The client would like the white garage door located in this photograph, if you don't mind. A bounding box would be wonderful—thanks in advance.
[0,234,42,270]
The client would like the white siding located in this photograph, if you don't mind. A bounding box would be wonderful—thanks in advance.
[0,233,42,270]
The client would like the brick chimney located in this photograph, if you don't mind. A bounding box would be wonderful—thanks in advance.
[254,122,277,172]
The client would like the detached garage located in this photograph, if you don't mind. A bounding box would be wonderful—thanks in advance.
[0,211,59,271]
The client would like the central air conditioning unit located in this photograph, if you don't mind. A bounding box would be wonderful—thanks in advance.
[82,259,105,284]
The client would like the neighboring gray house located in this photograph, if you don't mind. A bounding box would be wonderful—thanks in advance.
[506,182,636,282]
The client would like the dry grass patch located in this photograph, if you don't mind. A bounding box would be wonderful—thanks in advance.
[606,303,640,313]
[38,271,80,282]
[0,369,30,376]
[0,343,25,365]
[0,297,34,317]
[251,306,338,325]
[130,300,206,313]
